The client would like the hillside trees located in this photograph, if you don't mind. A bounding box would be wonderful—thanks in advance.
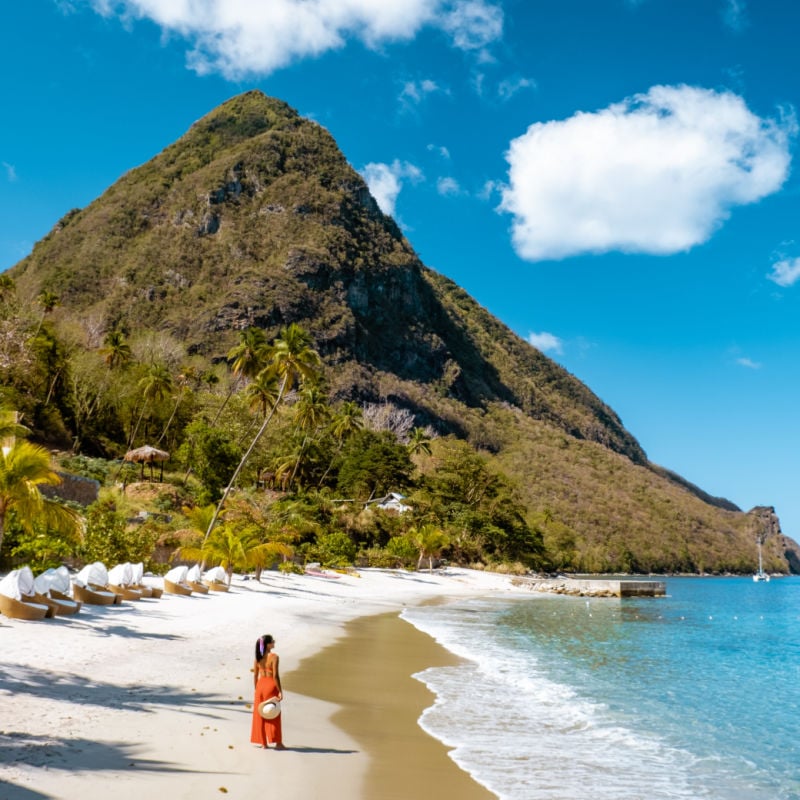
[412,439,545,568]
[204,323,321,542]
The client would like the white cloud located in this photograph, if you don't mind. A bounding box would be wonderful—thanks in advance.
[767,257,800,287]
[500,85,795,261]
[497,75,536,102]
[89,0,503,78]
[400,79,443,109]
[528,331,563,355]
[723,0,748,31]
[439,0,503,51]
[361,160,423,217]
[736,357,761,369]
[427,143,451,159]
[479,179,499,200]
[436,176,461,196]
[2,162,17,182]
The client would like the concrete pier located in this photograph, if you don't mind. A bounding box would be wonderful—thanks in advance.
[514,577,667,597]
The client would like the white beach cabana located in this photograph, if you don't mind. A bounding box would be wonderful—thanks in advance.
[33,568,81,616]
[73,562,120,605]
[202,565,230,591]
[185,564,209,594]
[107,563,143,600]
[0,567,52,620]
[164,565,193,596]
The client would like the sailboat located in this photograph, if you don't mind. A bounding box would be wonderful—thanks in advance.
[753,535,770,582]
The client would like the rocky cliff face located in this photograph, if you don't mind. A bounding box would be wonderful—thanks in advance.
[13,90,644,462]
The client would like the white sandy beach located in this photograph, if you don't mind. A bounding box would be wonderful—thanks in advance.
[0,567,527,800]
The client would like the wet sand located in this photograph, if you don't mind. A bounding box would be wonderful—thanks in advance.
[290,611,496,799]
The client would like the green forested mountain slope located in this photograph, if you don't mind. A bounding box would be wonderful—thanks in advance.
[10,90,797,574]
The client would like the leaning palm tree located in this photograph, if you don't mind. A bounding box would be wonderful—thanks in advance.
[203,324,321,543]
[0,440,82,555]
[157,366,198,445]
[228,327,269,382]
[212,327,270,424]
[33,290,60,338]
[244,367,280,419]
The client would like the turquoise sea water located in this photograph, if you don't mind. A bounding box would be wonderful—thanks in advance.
[402,577,800,800]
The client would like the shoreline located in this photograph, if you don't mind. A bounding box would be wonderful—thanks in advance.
[0,567,523,799]
[290,611,496,799]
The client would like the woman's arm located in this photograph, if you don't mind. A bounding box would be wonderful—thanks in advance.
[272,654,282,698]
[253,659,259,689]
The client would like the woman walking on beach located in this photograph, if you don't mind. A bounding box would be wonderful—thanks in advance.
[250,633,285,749]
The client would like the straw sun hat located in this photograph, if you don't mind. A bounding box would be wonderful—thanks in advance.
[258,697,281,720]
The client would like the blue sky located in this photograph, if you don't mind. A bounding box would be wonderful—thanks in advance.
[2,0,800,540]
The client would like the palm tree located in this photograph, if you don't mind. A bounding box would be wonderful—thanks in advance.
[317,400,363,487]
[157,366,198,445]
[34,290,60,338]
[181,503,217,540]
[329,401,363,442]
[245,367,280,419]
[407,426,433,456]
[409,524,450,573]
[287,383,330,488]
[228,327,269,381]
[180,523,292,586]
[204,324,321,543]
[129,362,173,447]
[99,329,133,370]
[0,440,82,555]
[212,327,270,423]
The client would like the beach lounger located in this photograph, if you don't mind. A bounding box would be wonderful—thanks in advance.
[72,582,120,605]
[75,562,123,603]
[163,566,193,595]
[129,563,162,598]
[106,584,143,600]
[0,568,54,620]
[31,591,81,616]
[32,568,82,615]
[164,578,193,595]
[186,564,209,594]
[105,563,143,600]
[202,566,229,591]
[0,593,51,620]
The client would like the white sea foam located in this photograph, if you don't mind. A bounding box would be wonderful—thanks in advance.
[402,599,737,800]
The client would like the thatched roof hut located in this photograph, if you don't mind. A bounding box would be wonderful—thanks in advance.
[124,445,169,481]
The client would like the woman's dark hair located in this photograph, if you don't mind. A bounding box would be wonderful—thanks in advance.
[255,634,274,661]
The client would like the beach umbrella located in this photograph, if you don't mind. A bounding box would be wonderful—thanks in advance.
[124,445,169,481]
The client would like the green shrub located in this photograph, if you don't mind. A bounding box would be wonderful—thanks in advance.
[80,500,158,567]
[385,535,417,568]
[312,531,358,567]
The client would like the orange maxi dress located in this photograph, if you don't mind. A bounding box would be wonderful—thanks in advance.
[250,666,283,746]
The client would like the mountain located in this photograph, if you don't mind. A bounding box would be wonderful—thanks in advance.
[10,90,798,574]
